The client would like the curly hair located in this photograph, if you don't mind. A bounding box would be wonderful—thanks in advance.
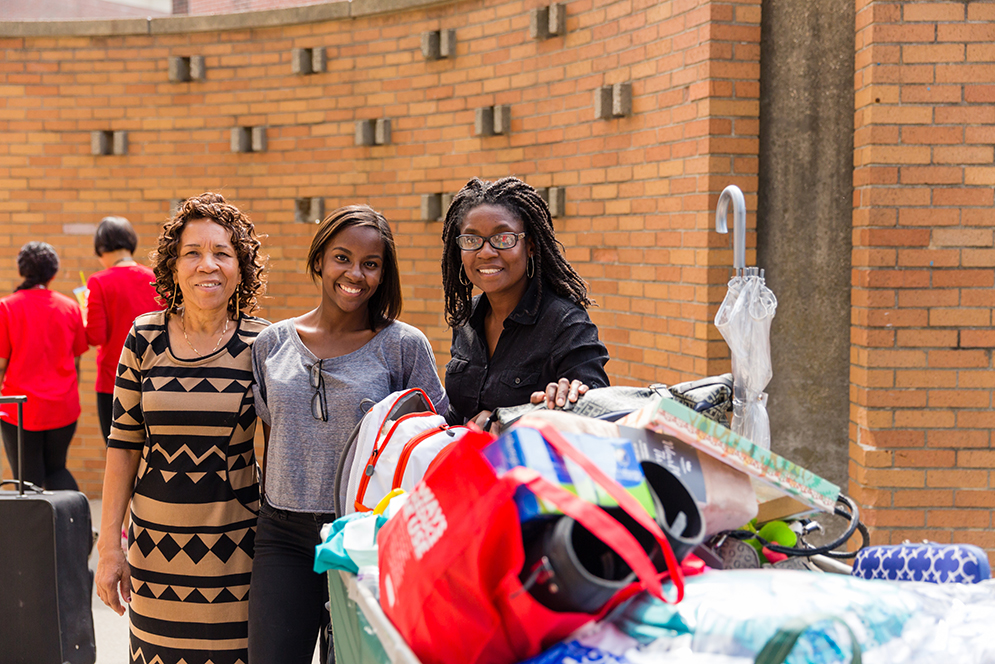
[441,177,593,328]
[306,205,402,331]
[151,192,265,318]
[15,241,60,292]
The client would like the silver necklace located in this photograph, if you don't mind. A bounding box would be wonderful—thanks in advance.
[181,314,230,356]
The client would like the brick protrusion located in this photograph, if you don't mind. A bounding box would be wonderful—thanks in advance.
[295,198,325,224]
[91,130,127,156]
[291,47,326,75]
[536,187,566,218]
[529,4,565,40]
[420,193,455,221]
[168,199,185,218]
[375,119,391,146]
[113,131,128,155]
[420,194,441,221]
[474,105,511,136]
[168,55,205,82]
[594,83,632,119]
[421,29,456,60]
[355,119,391,146]
[231,127,266,153]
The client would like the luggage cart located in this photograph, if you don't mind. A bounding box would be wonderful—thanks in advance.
[328,570,422,664]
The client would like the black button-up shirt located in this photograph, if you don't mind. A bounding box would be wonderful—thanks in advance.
[444,278,610,424]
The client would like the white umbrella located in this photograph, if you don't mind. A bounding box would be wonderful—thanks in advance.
[714,185,778,449]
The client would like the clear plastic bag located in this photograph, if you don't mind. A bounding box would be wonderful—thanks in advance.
[614,570,914,663]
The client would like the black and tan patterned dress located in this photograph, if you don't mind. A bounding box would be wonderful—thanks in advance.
[107,311,268,664]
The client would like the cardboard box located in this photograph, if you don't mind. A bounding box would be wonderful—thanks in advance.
[644,398,840,514]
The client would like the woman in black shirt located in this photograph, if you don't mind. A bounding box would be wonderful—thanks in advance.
[441,177,610,426]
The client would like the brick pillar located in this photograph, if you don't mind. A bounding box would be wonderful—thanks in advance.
[851,0,995,554]
[645,0,762,383]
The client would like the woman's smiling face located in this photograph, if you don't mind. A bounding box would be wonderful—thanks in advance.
[458,204,532,303]
[174,217,240,315]
[314,224,385,317]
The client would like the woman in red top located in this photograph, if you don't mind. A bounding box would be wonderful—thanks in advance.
[0,242,88,490]
[85,216,161,444]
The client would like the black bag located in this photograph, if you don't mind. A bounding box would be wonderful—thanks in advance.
[493,375,735,430]
[493,384,673,429]
[668,373,734,427]
[0,396,96,664]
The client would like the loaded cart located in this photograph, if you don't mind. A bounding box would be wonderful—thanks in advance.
[319,381,995,664]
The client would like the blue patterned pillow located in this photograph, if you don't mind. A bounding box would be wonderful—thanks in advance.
[852,543,991,584]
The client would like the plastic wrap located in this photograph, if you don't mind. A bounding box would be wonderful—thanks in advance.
[715,273,777,449]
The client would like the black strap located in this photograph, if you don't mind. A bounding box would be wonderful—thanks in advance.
[720,494,866,559]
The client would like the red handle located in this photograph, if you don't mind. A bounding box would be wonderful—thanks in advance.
[529,423,685,603]
[506,466,668,603]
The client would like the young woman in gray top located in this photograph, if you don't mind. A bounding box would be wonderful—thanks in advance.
[248,205,447,664]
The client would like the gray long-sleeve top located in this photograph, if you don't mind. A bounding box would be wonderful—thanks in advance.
[252,318,448,514]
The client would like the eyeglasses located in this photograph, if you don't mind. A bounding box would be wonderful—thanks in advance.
[310,359,327,422]
[456,232,527,252]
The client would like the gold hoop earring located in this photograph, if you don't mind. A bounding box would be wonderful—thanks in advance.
[233,288,240,319]
[460,267,471,287]
[169,288,178,313]
[527,255,535,279]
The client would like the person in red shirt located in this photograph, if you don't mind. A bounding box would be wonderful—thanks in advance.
[85,216,161,444]
[0,242,89,490]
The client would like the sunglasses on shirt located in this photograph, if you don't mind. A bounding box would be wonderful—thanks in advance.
[310,359,327,422]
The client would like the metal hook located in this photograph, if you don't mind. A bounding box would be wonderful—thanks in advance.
[715,185,746,274]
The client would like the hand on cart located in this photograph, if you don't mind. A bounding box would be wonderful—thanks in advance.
[530,377,589,410]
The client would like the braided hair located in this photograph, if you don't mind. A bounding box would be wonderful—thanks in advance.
[441,177,592,328]
[15,242,60,292]
[151,192,266,319]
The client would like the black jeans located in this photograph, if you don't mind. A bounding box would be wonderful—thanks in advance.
[248,499,335,664]
[96,391,114,445]
[0,420,78,491]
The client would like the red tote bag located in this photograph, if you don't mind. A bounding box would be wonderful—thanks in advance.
[378,424,685,664]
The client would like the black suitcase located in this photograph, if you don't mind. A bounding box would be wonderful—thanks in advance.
[0,395,97,664]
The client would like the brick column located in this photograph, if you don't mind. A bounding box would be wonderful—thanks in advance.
[851,0,995,553]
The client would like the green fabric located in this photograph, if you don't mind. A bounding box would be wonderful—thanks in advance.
[328,570,392,664]
[315,513,387,574]
[754,614,861,664]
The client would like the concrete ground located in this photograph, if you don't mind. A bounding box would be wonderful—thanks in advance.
[87,499,320,664]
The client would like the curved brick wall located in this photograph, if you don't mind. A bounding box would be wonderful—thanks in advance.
[0,0,761,496]
[4,0,995,564]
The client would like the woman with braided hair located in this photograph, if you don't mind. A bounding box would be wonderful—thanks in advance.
[95,192,269,664]
[0,241,88,490]
[442,176,609,427]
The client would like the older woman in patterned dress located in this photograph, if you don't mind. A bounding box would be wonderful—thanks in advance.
[95,192,267,664]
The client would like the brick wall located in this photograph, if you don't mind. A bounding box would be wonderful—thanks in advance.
[0,0,760,496]
[851,0,995,550]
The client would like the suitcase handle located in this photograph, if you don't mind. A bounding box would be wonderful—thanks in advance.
[0,395,29,495]
[0,478,42,494]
